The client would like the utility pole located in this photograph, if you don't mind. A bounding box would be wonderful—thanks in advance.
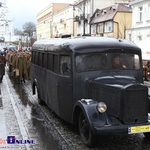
[83,0,85,35]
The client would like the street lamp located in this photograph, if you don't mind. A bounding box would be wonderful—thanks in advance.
[24,33,29,47]
[49,21,53,38]
[83,0,85,35]
[73,0,86,36]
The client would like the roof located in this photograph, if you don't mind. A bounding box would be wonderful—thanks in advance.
[90,3,132,24]
[32,36,140,53]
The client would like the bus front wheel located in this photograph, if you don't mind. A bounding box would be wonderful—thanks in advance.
[78,111,96,148]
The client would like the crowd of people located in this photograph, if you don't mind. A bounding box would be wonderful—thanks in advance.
[0,48,31,83]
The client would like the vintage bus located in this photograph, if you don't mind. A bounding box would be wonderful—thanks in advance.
[31,36,150,147]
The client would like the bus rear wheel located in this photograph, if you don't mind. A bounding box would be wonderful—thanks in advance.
[78,111,95,148]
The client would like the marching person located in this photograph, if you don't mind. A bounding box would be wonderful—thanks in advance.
[0,53,6,83]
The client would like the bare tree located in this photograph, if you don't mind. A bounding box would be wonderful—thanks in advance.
[14,28,23,35]
[23,22,36,36]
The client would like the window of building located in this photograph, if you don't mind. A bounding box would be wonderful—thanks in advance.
[129,34,131,41]
[91,25,96,34]
[95,12,100,17]
[105,21,113,32]
[97,23,103,33]
[138,6,143,22]
[138,36,142,42]
[148,5,150,20]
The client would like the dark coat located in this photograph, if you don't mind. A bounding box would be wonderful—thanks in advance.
[0,54,5,76]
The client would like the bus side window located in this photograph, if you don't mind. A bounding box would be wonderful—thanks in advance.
[42,53,47,68]
[47,54,53,71]
[31,51,35,64]
[39,53,42,67]
[60,55,71,76]
[43,53,48,69]
[53,54,59,73]
[134,55,140,70]
[35,52,39,66]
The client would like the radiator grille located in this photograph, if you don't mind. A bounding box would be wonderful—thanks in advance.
[122,88,148,124]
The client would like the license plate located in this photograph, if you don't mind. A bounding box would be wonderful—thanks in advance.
[128,125,150,134]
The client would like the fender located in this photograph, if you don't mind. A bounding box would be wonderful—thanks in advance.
[72,99,110,134]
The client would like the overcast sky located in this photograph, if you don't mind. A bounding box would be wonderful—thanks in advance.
[6,0,75,30]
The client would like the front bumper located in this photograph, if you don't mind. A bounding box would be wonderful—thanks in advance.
[92,121,150,135]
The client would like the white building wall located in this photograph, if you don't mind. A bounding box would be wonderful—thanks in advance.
[126,0,150,42]
[126,0,150,60]
[0,0,15,44]
[52,6,74,37]
[75,0,130,35]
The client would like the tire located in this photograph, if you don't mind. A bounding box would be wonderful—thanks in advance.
[78,111,96,148]
[144,132,150,138]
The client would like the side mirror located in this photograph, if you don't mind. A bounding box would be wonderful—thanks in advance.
[62,62,68,73]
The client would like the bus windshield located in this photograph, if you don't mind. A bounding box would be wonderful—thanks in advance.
[75,52,140,72]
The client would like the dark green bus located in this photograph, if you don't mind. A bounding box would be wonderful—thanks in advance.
[31,36,150,147]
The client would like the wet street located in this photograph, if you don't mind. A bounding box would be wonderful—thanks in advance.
[1,70,150,150]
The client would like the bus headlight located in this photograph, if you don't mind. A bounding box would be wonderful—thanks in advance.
[97,102,107,113]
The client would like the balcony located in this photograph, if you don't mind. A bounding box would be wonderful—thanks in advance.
[74,15,80,22]
[80,14,84,20]
[79,14,88,22]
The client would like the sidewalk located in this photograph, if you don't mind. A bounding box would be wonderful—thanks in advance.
[0,75,26,150]
[0,89,7,139]
[0,71,44,150]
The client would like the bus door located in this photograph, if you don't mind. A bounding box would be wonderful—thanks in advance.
[58,55,73,122]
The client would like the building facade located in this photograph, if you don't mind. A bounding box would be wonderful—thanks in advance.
[126,0,150,60]
[36,3,69,40]
[0,0,14,46]
[89,3,132,38]
[52,5,77,37]
[74,0,130,35]
[36,0,130,38]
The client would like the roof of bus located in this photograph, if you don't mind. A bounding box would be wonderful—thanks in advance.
[32,36,141,53]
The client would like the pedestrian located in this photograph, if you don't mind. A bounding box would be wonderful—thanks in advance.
[15,52,26,83]
[0,53,6,83]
